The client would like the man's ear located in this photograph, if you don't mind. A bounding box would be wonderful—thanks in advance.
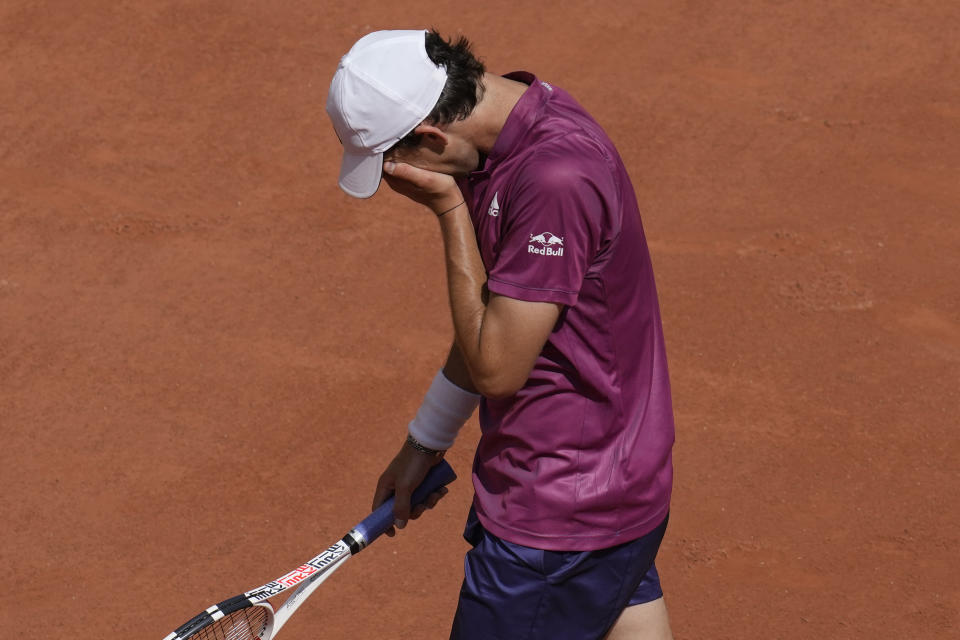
[412,123,448,155]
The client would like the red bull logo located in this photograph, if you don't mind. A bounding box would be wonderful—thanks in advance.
[529,231,564,257]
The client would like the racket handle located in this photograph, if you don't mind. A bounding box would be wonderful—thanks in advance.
[353,460,456,549]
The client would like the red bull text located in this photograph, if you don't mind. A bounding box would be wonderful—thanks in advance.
[528,244,564,256]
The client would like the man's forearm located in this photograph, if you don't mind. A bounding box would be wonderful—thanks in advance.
[436,207,497,393]
[435,206,561,398]
[377,160,556,398]
[443,341,478,394]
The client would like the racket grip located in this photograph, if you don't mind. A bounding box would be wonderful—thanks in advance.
[353,460,456,548]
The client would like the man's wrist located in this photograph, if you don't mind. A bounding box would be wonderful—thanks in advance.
[428,188,466,218]
[408,370,480,449]
[434,200,466,218]
[405,434,446,459]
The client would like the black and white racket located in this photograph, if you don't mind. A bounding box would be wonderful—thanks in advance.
[162,460,456,640]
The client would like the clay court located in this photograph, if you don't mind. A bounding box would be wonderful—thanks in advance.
[2,1,958,638]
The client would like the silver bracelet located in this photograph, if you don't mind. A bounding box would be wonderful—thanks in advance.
[406,434,446,458]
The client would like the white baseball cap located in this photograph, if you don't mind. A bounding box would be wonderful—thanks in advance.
[326,30,448,199]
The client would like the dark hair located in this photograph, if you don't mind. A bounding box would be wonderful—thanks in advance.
[392,30,486,149]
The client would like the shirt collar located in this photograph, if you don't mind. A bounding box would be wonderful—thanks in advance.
[469,71,550,179]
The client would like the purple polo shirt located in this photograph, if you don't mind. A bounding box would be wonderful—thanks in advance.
[456,72,675,551]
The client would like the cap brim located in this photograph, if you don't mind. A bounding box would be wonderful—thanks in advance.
[338,149,383,199]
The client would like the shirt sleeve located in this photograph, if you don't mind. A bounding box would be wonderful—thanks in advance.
[486,139,618,306]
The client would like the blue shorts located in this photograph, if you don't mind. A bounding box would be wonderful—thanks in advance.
[449,508,668,640]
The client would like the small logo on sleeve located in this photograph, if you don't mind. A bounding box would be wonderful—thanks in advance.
[487,192,500,217]
[528,231,564,257]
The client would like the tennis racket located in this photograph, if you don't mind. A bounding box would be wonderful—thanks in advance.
[162,460,456,640]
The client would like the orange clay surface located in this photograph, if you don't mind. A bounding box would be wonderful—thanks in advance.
[1,2,958,638]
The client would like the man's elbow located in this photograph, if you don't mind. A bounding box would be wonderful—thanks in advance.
[472,371,526,400]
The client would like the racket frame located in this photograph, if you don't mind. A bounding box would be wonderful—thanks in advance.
[163,461,455,640]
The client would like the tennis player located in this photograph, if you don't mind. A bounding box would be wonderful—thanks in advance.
[327,30,676,640]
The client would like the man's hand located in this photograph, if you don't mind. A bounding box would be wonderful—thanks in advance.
[383,161,464,216]
[372,439,449,537]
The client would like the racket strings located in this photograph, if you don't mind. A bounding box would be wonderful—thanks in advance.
[193,607,269,640]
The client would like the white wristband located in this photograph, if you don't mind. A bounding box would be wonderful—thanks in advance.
[408,370,481,450]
